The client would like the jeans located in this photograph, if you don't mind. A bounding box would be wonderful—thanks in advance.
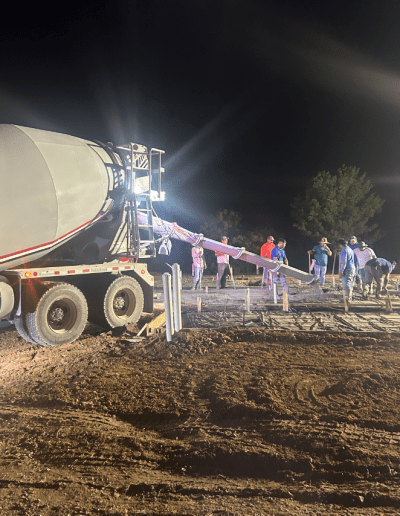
[314,265,327,285]
[353,265,361,286]
[364,261,390,297]
[341,267,355,295]
[217,263,229,288]
[272,272,286,287]
[193,266,204,286]
[263,268,272,285]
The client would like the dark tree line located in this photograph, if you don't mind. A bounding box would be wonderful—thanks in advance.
[290,165,385,246]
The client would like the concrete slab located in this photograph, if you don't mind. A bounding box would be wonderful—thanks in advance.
[153,274,400,333]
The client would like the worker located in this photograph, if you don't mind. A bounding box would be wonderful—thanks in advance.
[215,236,230,289]
[353,241,376,292]
[260,235,275,286]
[363,258,396,299]
[349,235,362,290]
[338,239,355,303]
[308,237,332,286]
[191,245,206,290]
[270,238,288,287]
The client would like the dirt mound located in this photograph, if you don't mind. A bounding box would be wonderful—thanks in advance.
[1,326,400,514]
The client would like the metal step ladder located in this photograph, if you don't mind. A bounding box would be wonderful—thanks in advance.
[136,198,156,258]
[115,143,164,260]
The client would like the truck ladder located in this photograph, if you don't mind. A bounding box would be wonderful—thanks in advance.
[114,143,164,260]
[136,197,156,258]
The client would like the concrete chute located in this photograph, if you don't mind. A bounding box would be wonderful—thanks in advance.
[138,213,315,284]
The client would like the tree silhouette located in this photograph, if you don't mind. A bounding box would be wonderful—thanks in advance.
[290,165,385,245]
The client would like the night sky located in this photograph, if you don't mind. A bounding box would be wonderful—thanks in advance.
[2,0,400,270]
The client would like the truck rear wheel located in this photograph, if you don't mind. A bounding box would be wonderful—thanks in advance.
[14,314,39,345]
[26,283,88,347]
[89,275,144,329]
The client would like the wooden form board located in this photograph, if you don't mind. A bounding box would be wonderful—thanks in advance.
[146,311,166,335]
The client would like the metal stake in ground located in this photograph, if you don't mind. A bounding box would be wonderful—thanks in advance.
[172,263,182,332]
[332,252,337,287]
[162,273,174,341]
[245,288,250,311]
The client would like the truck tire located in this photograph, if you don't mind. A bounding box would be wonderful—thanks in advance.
[14,314,39,345]
[25,283,88,347]
[100,276,144,328]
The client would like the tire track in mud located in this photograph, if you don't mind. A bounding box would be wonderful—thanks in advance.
[0,403,166,478]
[2,326,400,513]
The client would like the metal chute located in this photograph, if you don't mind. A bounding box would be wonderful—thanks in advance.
[138,213,315,283]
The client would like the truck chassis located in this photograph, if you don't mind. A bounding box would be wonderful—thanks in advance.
[2,262,153,347]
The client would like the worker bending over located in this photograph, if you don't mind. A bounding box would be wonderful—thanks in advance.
[363,258,396,299]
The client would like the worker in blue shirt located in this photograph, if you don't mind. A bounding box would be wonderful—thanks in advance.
[338,239,355,302]
[308,237,332,286]
[363,258,397,298]
[270,238,288,287]
[349,235,361,290]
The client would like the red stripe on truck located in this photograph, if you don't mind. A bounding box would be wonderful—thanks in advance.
[0,217,101,264]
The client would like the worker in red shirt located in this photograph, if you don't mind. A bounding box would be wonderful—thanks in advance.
[260,235,275,286]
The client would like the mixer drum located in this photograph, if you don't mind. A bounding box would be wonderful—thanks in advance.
[0,125,120,271]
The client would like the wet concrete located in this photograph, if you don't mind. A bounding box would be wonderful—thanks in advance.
[154,274,400,333]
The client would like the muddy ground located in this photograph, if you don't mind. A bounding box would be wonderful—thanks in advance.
[0,274,400,515]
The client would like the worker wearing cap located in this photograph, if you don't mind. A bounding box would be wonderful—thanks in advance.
[338,239,355,302]
[215,236,230,289]
[363,258,396,298]
[260,235,275,285]
[308,237,332,286]
[349,235,361,290]
[353,242,376,291]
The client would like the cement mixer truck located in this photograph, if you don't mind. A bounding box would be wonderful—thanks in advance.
[0,124,314,347]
